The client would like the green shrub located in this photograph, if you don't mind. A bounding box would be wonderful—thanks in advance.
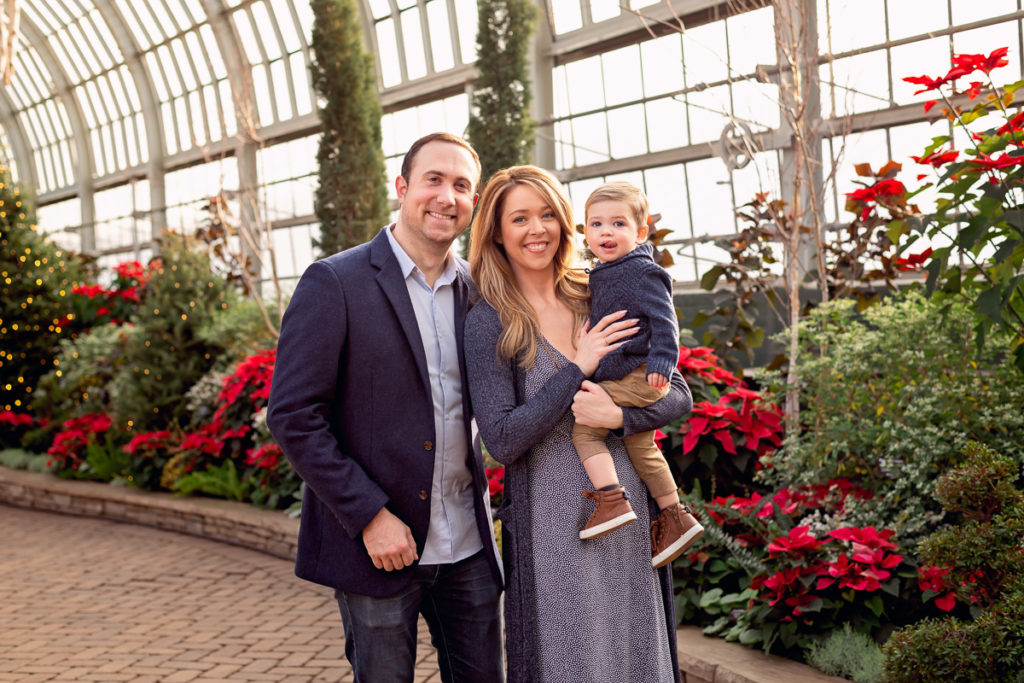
[882,615,1004,682]
[761,292,1024,547]
[882,444,1024,681]
[110,233,231,431]
[32,323,130,423]
[806,624,883,683]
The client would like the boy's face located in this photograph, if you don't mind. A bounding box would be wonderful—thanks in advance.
[585,199,648,263]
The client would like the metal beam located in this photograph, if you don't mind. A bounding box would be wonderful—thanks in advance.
[92,1,168,244]
[19,18,95,252]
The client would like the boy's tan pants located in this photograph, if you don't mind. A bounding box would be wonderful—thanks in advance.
[571,364,678,498]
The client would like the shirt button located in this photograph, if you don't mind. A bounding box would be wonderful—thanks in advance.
[424,441,433,450]
[419,490,429,500]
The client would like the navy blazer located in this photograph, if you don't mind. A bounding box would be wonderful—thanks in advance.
[267,227,501,597]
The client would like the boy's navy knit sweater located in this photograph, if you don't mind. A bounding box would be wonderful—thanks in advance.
[587,242,679,384]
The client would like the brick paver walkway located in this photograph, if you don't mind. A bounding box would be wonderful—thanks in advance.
[0,505,439,682]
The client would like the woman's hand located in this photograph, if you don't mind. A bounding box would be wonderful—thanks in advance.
[572,380,625,430]
[573,310,638,377]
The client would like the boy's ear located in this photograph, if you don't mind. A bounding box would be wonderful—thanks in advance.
[637,220,650,242]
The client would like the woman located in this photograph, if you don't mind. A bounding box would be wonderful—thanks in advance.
[465,166,692,682]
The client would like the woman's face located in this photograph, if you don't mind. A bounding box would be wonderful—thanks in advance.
[497,184,563,280]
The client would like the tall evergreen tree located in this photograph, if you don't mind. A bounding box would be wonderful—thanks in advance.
[467,0,537,188]
[0,162,83,418]
[311,0,390,257]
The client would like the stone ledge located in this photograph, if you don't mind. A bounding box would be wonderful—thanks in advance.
[0,465,299,560]
[0,465,846,683]
[676,626,847,683]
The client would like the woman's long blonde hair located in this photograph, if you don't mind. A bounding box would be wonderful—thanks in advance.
[469,165,589,367]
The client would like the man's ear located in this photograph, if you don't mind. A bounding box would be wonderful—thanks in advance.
[395,175,408,202]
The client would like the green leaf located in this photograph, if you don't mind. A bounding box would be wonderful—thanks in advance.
[700,265,725,291]
[739,628,763,645]
[744,327,764,348]
[880,577,901,597]
[958,214,991,251]
[865,594,885,616]
[691,311,709,327]
[975,287,1004,324]
[699,587,724,608]
[885,219,907,243]
[1004,79,1024,94]
[940,267,962,294]
[698,442,719,468]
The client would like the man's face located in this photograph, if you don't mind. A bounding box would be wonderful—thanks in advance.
[395,141,479,248]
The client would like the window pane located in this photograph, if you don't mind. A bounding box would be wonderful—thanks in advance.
[607,104,647,159]
[602,45,642,106]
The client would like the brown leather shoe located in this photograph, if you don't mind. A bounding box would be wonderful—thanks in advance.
[651,503,704,569]
[579,487,637,540]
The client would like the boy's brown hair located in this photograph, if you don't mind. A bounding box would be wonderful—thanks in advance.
[584,180,649,233]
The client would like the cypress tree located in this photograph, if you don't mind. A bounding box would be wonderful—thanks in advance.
[0,163,83,417]
[311,0,390,257]
[467,0,537,187]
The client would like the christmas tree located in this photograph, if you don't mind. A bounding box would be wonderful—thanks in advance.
[0,163,83,421]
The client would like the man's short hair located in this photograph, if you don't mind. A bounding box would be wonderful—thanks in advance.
[401,132,482,191]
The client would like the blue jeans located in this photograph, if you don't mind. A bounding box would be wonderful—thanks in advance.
[335,550,504,683]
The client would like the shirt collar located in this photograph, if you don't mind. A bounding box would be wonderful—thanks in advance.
[386,224,458,287]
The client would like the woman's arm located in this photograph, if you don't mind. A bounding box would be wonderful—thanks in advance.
[465,304,586,465]
[572,368,692,437]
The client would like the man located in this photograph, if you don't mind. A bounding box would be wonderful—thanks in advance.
[267,132,503,683]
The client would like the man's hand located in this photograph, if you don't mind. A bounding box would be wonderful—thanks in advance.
[362,507,418,571]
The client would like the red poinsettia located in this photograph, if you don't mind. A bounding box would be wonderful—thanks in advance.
[911,149,958,168]
[677,346,741,386]
[48,413,114,467]
[245,443,282,470]
[0,410,34,426]
[894,248,933,271]
[903,47,1009,95]
[768,526,826,556]
[917,565,957,612]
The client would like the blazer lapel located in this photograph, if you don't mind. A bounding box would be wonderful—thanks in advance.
[369,229,431,394]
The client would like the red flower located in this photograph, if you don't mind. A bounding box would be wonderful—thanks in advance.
[903,74,947,95]
[768,526,825,556]
[123,430,173,455]
[911,149,958,168]
[968,151,1024,171]
[485,466,505,500]
[0,410,33,426]
[894,248,933,271]
[245,443,282,470]
[677,346,741,386]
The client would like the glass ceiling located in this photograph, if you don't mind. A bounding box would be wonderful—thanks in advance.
[1,0,1021,285]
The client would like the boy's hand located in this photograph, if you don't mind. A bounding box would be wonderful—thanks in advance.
[647,372,668,389]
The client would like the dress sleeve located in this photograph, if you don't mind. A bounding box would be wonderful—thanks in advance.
[465,304,586,465]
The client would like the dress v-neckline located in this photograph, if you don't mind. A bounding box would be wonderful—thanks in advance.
[538,334,572,368]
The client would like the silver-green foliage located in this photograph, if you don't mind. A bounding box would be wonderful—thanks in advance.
[33,322,135,419]
[760,291,1024,546]
[806,624,883,683]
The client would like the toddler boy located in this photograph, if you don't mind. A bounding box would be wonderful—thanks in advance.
[574,181,704,569]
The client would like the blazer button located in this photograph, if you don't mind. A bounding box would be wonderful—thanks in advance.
[419,490,429,500]
[423,440,433,450]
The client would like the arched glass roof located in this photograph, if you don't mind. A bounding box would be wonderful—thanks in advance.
[2,0,1022,284]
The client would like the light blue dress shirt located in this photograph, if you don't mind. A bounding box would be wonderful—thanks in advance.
[385,226,482,564]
